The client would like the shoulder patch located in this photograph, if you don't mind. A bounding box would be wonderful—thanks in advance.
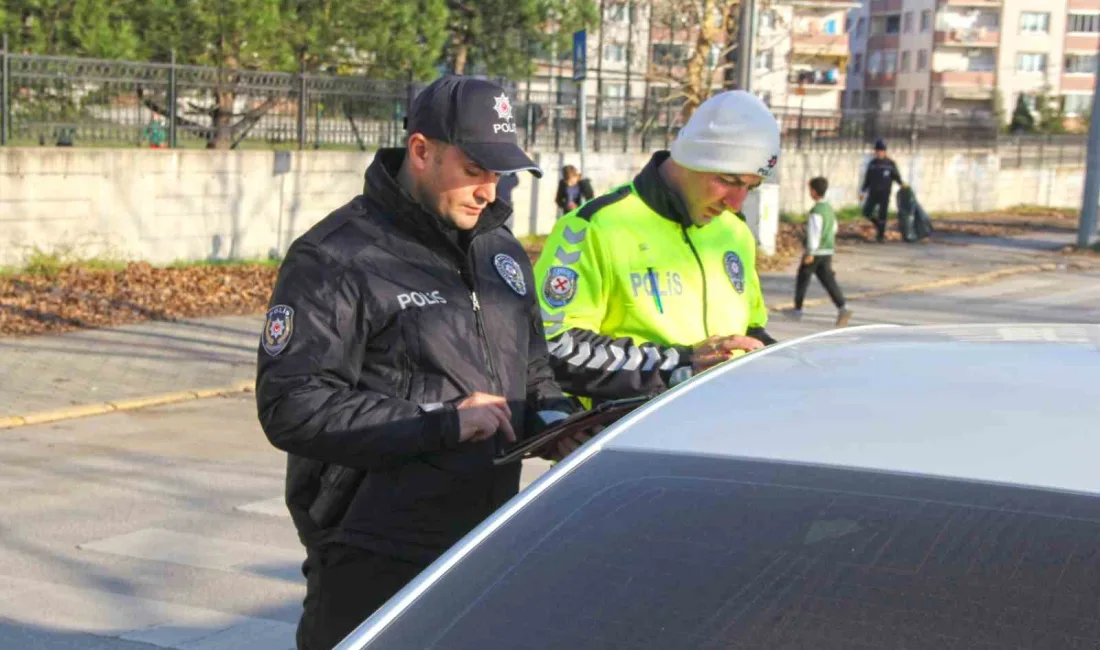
[723,252,746,294]
[542,266,579,308]
[262,305,295,356]
[576,185,633,221]
[493,253,527,296]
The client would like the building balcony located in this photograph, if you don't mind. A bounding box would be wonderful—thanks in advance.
[932,70,995,87]
[934,28,1000,47]
[1068,0,1100,9]
[1062,74,1096,92]
[791,32,851,58]
[867,34,901,50]
[865,72,897,88]
[936,0,1001,7]
[786,0,861,7]
[1065,33,1100,52]
[789,70,847,89]
[870,0,903,14]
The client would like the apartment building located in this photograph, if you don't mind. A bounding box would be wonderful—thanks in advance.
[845,0,1099,121]
[516,0,862,120]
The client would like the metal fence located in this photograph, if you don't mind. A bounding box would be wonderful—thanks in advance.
[0,49,1090,162]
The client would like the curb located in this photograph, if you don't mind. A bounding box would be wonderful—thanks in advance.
[768,262,1061,312]
[0,380,255,431]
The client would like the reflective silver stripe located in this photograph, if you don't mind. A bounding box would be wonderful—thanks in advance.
[585,345,610,369]
[659,348,681,371]
[545,323,564,336]
[607,345,627,371]
[568,342,592,367]
[642,347,661,371]
[555,247,581,265]
[563,226,586,245]
[669,367,693,387]
[622,347,644,371]
[548,332,574,358]
[541,308,564,323]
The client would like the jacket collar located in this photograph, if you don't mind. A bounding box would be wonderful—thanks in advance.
[363,148,512,256]
[632,151,693,228]
[632,150,750,227]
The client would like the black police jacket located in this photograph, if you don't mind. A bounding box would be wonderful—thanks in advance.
[861,157,903,196]
[256,148,574,564]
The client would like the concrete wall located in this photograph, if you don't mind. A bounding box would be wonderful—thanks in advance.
[0,146,1086,267]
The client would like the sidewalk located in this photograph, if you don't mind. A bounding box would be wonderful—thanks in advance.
[0,236,1089,423]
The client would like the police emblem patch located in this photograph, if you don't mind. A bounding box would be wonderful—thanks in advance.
[724,251,745,294]
[493,253,527,296]
[543,266,578,308]
[262,304,294,356]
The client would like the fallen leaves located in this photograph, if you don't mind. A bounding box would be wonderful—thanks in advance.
[0,263,279,338]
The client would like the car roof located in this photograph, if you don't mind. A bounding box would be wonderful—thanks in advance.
[603,323,1100,496]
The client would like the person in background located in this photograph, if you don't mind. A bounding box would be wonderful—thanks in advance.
[790,176,852,327]
[859,138,905,242]
[555,165,594,214]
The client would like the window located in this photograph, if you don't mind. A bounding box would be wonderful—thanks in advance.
[901,51,911,72]
[756,51,774,71]
[824,19,839,34]
[603,43,626,63]
[883,50,898,73]
[886,15,901,33]
[707,44,722,67]
[652,44,686,65]
[604,83,626,99]
[759,10,776,30]
[967,49,996,71]
[914,89,924,111]
[1068,14,1100,33]
[898,90,909,111]
[921,10,932,32]
[852,53,863,73]
[605,3,627,22]
[903,11,914,33]
[362,450,1100,650]
[1064,94,1093,115]
[857,17,865,36]
[1017,52,1047,73]
[918,49,929,71]
[852,90,862,108]
[868,51,882,74]
[1019,12,1050,33]
[1065,54,1098,74]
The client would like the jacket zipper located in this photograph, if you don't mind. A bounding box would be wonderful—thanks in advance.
[682,226,710,337]
[462,268,500,394]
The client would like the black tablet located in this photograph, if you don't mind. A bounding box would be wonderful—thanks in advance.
[493,395,651,466]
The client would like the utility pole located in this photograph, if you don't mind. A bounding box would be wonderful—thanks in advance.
[1077,52,1100,249]
[736,0,756,92]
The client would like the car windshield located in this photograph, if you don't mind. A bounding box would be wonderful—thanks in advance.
[359,449,1100,649]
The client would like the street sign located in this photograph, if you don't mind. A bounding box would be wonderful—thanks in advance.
[573,30,587,82]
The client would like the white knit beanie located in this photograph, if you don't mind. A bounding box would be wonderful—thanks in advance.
[669,90,781,179]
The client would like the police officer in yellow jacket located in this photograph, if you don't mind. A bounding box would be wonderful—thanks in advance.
[534,90,780,401]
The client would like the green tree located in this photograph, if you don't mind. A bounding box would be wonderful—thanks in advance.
[443,0,598,78]
[3,0,141,57]
[1009,94,1035,134]
[1035,85,1066,134]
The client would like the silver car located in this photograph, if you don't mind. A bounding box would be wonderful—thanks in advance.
[337,323,1100,649]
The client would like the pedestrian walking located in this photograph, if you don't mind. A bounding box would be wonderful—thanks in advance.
[860,138,906,242]
[790,176,853,327]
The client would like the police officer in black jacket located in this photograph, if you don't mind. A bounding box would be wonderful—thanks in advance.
[255,76,578,650]
[859,138,907,242]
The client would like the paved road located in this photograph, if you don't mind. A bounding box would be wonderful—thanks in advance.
[2,253,1099,648]
[0,237,1081,419]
